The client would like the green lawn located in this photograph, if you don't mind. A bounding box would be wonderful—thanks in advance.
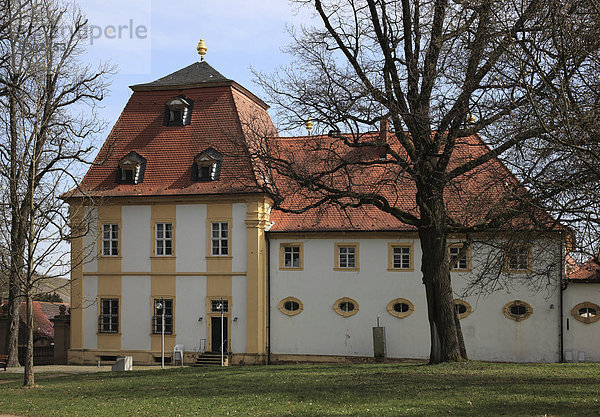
[0,362,599,416]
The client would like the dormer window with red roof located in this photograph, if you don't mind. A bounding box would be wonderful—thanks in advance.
[164,96,193,126]
[193,148,222,181]
[117,151,146,185]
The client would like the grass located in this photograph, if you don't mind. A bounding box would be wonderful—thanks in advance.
[0,362,599,416]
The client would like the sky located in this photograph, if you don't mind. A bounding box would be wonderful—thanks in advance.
[77,0,315,145]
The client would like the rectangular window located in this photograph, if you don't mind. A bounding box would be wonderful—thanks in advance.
[388,243,413,271]
[449,246,469,270]
[338,246,356,268]
[153,299,173,334]
[506,246,530,271]
[284,246,300,268]
[393,246,411,269]
[156,223,173,256]
[98,298,119,333]
[211,222,229,256]
[102,224,119,256]
[211,299,229,313]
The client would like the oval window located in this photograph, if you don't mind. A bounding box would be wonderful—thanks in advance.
[572,302,600,324]
[504,300,533,321]
[284,301,300,312]
[339,301,355,312]
[334,297,359,317]
[453,300,472,319]
[510,305,527,316]
[394,302,409,313]
[278,297,303,316]
[579,307,597,318]
[387,298,414,318]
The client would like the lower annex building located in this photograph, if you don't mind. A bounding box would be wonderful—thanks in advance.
[65,51,600,365]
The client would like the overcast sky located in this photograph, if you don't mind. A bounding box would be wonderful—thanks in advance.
[78,0,315,144]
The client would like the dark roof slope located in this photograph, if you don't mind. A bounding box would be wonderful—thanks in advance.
[130,61,230,90]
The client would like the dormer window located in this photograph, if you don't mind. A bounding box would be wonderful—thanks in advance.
[164,96,193,126]
[193,148,223,182]
[117,151,146,184]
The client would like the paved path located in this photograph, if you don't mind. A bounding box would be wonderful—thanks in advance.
[3,364,182,374]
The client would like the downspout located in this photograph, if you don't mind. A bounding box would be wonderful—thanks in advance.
[559,235,567,363]
[266,233,271,365]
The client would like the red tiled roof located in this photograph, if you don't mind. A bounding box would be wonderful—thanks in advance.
[67,66,275,199]
[1,301,69,341]
[568,256,600,281]
[267,132,550,233]
[69,61,559,236]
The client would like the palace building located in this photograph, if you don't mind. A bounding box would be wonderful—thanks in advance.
[65,44,600,365]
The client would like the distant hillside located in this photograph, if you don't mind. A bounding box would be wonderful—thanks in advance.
[33,278,70,303]
[0,276,69,303]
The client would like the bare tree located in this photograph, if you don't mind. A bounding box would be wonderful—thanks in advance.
[503,2,600,267]
[251,0,600,363]
[0,0,111,385]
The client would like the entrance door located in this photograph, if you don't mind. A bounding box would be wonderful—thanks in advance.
[211,316,228,353]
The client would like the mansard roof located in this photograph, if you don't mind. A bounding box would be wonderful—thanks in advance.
[67,61,276,199]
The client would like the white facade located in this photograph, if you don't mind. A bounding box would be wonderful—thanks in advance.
[76,203,600,363]
[269,236,565,362]
[563,283,600,362]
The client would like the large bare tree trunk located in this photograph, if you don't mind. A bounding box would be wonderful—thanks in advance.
[417,185,466,363]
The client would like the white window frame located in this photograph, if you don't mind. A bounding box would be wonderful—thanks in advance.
[449,246,468,270]
[102,224,119,256]
[211,222,229,256]
[99,298,119,333]
[153,298,173,335]
[393,246,410,269]
[506,246,531,272]
[284,246,301,268]
[338,246,356,268]
[155,223,173,256]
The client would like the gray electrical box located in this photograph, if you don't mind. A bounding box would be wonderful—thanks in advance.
[372,327,386,362]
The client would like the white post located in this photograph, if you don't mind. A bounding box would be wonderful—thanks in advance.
[157,298,165,369]
[161,306,165,369]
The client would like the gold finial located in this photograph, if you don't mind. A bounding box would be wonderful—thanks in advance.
[466,113,476,124]
[197,39,207,61]
[305,117,313,135]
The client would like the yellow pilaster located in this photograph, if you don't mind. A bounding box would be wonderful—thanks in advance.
[97,205,122,350]
[69,204,85,352]
[245,198,270,357]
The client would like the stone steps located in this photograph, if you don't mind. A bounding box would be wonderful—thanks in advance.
[194,352,228,366]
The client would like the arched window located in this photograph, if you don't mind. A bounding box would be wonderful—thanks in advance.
[193,148,223,181]
[503,300,533,321]
[164,96,193,126]
[117,151,146,184]
[387,298,414,318]
[333,297,359,317]
[278,297,303,316]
